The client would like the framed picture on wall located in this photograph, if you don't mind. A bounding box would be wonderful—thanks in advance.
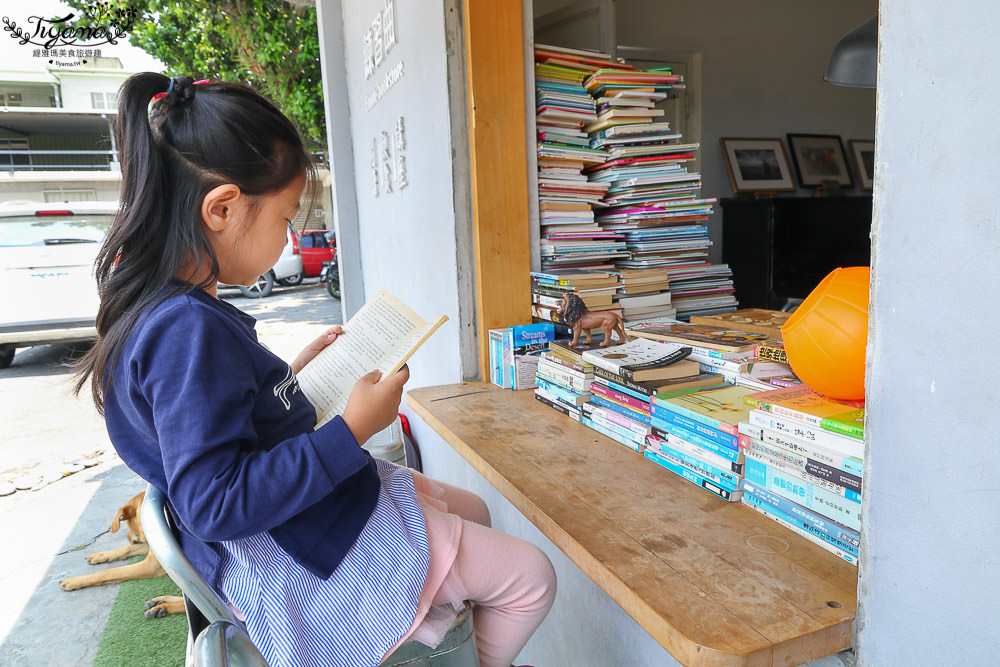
[848,139,876,190]
[719,138,796,193]
[786,133,854,188]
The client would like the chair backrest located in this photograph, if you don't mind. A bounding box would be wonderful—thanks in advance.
[141,483,269,667]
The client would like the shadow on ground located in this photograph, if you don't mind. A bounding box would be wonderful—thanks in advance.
[0,341,93,379]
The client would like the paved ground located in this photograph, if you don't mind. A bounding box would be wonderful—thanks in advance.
[0,280,342,666]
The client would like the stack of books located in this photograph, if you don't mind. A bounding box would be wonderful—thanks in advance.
[662,264,739,319]
[626,321,792,391]
[738,385,864,566]
[570,63,735,319]
[533,340,597,420]
[645,382,757,501]
[534,45,626,270]
[689,310,801,387]
[578,338,703,453]
[614,268,675,324]
[529,269,622,332]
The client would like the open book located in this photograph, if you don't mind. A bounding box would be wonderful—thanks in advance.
[296,290,448,427]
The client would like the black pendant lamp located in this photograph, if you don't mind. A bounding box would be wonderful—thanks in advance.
[824,17,878,89]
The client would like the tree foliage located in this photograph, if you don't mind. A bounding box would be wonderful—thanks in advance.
[63,0,326,151]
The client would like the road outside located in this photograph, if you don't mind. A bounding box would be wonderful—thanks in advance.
[0,280,342,665]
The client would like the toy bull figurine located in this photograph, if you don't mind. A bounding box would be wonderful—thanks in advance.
[557,293,627,347]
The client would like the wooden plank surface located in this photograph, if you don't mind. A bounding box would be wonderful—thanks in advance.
[462,0,533,380]
[408,383,858,667]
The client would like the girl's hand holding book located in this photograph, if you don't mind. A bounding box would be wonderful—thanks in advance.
[341,364,410,445]
[290,325,344,374]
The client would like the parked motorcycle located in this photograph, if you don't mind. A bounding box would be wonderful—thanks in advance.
[320,257,341,300]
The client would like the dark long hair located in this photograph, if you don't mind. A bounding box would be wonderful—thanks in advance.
[75,73,316,412]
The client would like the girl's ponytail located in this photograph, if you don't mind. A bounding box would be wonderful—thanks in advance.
[75,72,316,412]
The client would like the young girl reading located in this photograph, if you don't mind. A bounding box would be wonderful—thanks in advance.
[76,73,555,667]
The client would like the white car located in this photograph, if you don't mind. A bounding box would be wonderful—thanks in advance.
[0,200,118,368]
[223,224,305,298]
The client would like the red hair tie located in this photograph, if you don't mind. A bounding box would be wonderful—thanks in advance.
[151,78,210,103]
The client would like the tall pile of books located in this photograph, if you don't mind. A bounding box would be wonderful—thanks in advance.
[646,382,756,502]
[534,45,625,270]
[738,385,863,565]
[577,65,737,319]
[529,268,623,333]
[577,338,707,453]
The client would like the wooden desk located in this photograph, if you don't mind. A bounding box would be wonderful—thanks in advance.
[408,382,858,667]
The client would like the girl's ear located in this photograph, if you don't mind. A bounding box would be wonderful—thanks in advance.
[201,183,244,232]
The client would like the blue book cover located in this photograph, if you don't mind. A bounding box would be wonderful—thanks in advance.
[534,377,584,406]
[643,450,742,502]
[656,439,742,491]
[743,492,858,565]
[649,407,738,449]
[650,418,741,462]
[582,416,642,452]
[741,480,860,550]
[743,458,861,531]
[590,395,652,425]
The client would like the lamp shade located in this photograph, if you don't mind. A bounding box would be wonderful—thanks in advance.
[824,17,878,89]
[781,267,870,400]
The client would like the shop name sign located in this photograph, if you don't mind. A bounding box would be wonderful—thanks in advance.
[2,3,139,49]
[363,0,404,111]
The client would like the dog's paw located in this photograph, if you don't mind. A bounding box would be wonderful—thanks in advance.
[60,577,84,591]
[144,597,177,619]
[144,603,167,619]
[86,551,113,564]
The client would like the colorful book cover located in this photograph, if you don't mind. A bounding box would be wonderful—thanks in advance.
[744,385,864,440]
[743,458,861,531]
[627,322,779,356]
[690,309,790,339]
[748,409,864,462]
[590,395,652,426]
[652,383,757,436]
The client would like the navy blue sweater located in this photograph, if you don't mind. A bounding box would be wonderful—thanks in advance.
[104,286,380,588]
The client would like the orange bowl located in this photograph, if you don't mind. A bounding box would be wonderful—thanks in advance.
[781,267,870,400]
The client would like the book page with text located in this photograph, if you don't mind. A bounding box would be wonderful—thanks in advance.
[296,290,447,427]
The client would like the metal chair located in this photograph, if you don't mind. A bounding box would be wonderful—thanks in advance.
[141,484,479,667]
[141,484,268,666]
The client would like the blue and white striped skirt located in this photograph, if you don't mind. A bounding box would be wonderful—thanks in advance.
[217,458,431,667]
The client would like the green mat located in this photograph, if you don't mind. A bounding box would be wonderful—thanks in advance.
[93,556,187,667]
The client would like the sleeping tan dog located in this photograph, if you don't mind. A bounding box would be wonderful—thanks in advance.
[60,491,186,618]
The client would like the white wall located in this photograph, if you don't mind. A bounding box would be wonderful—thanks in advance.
[317,0,477,391]
[857,2,1000,664]
[56,72,130,111]
[535,0,877,262]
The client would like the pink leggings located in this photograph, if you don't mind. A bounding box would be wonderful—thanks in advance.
[412,473,556,667]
